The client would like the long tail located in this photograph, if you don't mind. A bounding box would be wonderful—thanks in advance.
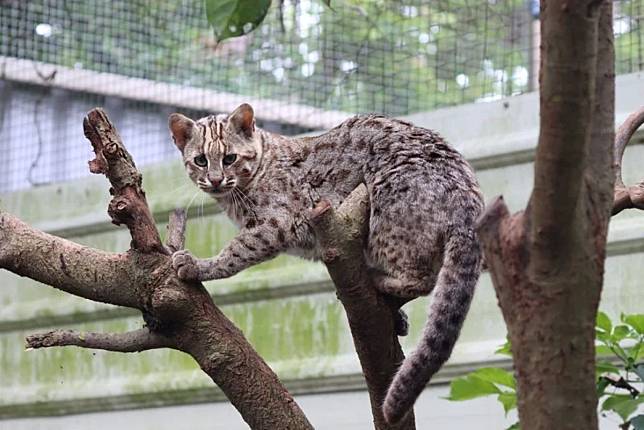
[382,227,482,424]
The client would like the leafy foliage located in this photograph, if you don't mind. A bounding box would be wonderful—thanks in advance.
[205,0,272,42]
[204,0,333,42]
[596,312,644,428]
[447,312,644,429]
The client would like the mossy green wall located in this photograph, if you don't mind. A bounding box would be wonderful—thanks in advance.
[1,74,643,419]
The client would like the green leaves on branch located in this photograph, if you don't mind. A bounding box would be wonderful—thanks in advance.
[601,395,644,422]
[204,0,332,42]
[591,311,644,427]
[205,0,271,42]
[447,311,644,429]
[446,367,517,423]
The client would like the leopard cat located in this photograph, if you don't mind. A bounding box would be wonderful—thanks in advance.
[168,103,484,424]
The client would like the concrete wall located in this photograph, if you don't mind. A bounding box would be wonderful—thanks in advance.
[0,72,642,429]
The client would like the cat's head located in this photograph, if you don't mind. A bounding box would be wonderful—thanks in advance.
[169,103,262,197]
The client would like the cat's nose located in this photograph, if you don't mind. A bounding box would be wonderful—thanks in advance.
[207,173,223,188]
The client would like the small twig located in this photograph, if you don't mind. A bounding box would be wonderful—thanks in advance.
[599,374,640,398]
[26,328,174,352]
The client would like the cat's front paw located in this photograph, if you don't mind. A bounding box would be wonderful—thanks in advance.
[172,250,201,281]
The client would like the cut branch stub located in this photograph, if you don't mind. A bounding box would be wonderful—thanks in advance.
[166,209,188,252]
[613,106,644,215]
[83,108,163,253]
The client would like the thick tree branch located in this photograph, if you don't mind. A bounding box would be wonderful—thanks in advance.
[612,107,644,215]
[0,211,138,308]
[84,108,164,254]
[26,328,174,352]
[310,185,415,430]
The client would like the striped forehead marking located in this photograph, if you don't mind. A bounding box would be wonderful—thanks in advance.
[200,115,229,156]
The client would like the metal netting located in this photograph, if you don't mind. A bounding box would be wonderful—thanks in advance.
[0,0,642,193]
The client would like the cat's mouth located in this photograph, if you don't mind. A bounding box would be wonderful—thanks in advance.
[205,186,233,197]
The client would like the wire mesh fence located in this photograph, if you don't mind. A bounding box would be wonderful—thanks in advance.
[0,0,642,193]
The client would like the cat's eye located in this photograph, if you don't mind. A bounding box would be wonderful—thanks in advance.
[223,154,237,166]
[194,154,207,167]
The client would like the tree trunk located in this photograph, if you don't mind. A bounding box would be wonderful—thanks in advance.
[477,1,619,429]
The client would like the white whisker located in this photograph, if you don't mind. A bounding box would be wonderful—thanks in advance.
[185,190,200,213]
[234,187,257,219]
[198,193,206,222]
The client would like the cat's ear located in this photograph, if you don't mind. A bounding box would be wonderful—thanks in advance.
[168,113,195,152]
[228,103,255,137]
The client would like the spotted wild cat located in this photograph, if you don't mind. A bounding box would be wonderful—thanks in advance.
[168,103,484,423]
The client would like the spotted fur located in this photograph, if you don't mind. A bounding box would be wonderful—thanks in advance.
[169,104,484,423]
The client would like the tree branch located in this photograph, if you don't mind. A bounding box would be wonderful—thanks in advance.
[310,185,416,430]
[84,108,165,254]
[26,328,174,352]
[0,210,138,308]
[612,107,644,215]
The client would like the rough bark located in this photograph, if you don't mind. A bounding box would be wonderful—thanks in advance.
[0,108,313,430]
[477,2,644,429]
[310,187,416,430]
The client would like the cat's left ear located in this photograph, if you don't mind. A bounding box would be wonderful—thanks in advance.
[168,113,195,152]
[228,103,255,138]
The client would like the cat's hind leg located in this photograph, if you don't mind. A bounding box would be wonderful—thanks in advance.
[370,270,434,299]
[368,268,434,337]
[394,308,409,337]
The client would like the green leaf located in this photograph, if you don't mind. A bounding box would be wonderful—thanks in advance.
[596,377,610,396]
[495,338,512,356]
[613,325,632,342]
[446,375,501,401]
[624,314,644,335]
[632,414,644,430]
[321,0,331,6]
[601,395,644,421]
[596,360,621,375]
[471,367,516,389]
[613,343,630,362]
[596,345,613,357]
[205,0,272,42]
[596,330,609,343]
[597,311,612,333]
[498,392,517,415]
